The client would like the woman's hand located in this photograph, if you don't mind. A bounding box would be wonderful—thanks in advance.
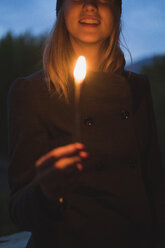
[34,143,89,200]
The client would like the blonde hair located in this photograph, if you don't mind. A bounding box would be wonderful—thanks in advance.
[43,4,125,101]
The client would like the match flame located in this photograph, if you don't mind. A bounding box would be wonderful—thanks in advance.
[74,56,86,84]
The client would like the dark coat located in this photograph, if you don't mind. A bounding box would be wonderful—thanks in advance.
[8,70,165,248]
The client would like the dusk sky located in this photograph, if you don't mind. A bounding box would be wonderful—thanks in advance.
[0,0,165,63]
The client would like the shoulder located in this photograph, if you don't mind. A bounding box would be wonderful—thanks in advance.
[124,70,149,84]
[123,71,153,112]
[124,70,151,95]
[24,70,45,87]
[9,70,46,93]
[8,70,48,103]
[7,70,51,118]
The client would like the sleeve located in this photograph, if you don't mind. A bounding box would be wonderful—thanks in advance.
[8,78,61,231]
[145,78,165,247]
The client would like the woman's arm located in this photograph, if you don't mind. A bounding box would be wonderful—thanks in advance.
[8,76,58,230]
[8,75,88,231]
[145,79,165,247]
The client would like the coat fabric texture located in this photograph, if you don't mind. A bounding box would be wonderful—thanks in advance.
[8,70,165,248]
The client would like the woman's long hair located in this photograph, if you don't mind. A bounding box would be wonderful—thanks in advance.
[43,3,125,101]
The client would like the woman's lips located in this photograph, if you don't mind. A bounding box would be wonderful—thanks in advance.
[79,16,100,25]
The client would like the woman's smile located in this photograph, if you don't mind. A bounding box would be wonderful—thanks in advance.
[64,0,114,45]
[79,15,101,26]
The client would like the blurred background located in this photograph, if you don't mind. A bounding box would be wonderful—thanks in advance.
[0,0,165,239]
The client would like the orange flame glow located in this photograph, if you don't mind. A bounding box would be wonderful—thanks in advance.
[74,56,86,84]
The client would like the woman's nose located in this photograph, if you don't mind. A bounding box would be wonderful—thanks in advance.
[83,0,98,10]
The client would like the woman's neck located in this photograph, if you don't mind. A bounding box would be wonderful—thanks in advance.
[71,38,101,72]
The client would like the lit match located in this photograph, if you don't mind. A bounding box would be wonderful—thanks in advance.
[73,56,87,141]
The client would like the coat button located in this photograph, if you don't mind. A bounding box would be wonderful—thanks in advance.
[84,118,94,127]
[58,197,64,204]
[120,110,129,120]
[128,159,137,168]
[58,197,67,210]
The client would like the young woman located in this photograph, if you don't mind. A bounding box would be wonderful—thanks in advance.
[8,0,165,247]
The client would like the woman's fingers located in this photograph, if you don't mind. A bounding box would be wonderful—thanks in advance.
[53,142,85,158]
[55,155,82,169]
[34,143,89,187]
[34,144,89,197]
[34,156,84,184]
[79,151,89,159]
[36,143,85,167]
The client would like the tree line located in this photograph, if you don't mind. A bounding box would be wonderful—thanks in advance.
[0,32,45,156]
